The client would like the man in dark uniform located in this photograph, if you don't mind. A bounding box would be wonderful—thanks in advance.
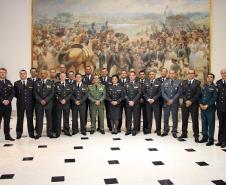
[100,68,112,131]
[0,68,15,141]
[118,70,128,132]
[124,71,141,136]
[156,68,168,132]
[216,68,226,148]
[138,70,147,133]
[28,67,39,82]
[33,70,54,139]
[143,69,161,135]
[54,73,72,137]
[56,64,68,79]
[49,68,59,135]
[71,73,88,135]
[199,73,218,146]
[83,66,93,128]
[14,70,35,139]
[179,69,201,142]
[161,69,181,138]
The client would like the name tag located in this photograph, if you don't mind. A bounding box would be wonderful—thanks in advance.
[47,85,51,88]
[154,84,159,87]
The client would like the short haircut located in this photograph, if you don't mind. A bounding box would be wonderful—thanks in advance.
[20,69,27,73]
[0,67,7,72]
[130,71,136,75]
[149,69,157,73]
[208,73,215,79]
[139,70,145,74]
[30,67,37,72]
[68,70,74,74]
[111,74,119,81]
[75,73,82,77]
[161,68,168,72]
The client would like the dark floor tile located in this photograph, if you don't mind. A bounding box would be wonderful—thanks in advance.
[111,147,120,151]
[38,145,47,148]
[152,161,164,166]
[3,144,13,147]
[212,180,226,185]
[22,157,33,161]
[148,148,158,151]
[0,174,14,179]
[185,148,196,152]
[104,178,118,184]
[196,161,209,166]
[158,179,173,185]
[74,146,83,149]
[108,160,119,165]
[51,176,65,182]
[113,138,121,141]
[81,137,89,140]
[178,138,186,142]
[64,159,75,163]
[145,138,153,141]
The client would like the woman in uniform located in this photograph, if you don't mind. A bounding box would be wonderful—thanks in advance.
[106,75,125,134]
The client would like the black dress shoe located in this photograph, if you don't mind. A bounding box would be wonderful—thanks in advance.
[216,142,222,146]
[125,131,131,136]
[96,128,100,131]
[199,138,208,143]
[35,135,41,140]
[195,137,199,143]
[178,134,187,139]
[72,131,79,135]
[132,131,137,136]
[49,135,57,138]
[154,130,157,133]
[221,143,226,148]
[65,133,72,136]
[117,130,121,133]
[90,130,95,134]
[81,132,87,136]
[100,130,105,134]
[206,141,214,146]
[29,135,35,139]
[161,132,168,137]
[172,133,177,138]
[5,136,15,141]
[16,135,22,139]
[157,132,161,136]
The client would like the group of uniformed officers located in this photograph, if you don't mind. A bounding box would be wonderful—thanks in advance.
[0,64,226,148]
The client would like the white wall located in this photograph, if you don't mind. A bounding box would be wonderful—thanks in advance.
[0,0,226,108]
[212,0,226,79]
[0,0,31,82]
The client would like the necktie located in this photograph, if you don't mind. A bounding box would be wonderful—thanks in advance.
[32,78,35,82]
[77,83,79,88]
[188,80,191,87]
[95,85,98,90]
[162,78,164,82]
[223,80,226,86]
[42,80,45,86]
[150,80,153,86]
[22,81,26,88]
[171,80,173,86]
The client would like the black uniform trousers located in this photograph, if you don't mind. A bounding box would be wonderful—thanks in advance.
[145,102,161,133]
[217,111,226,143]
[126,103,140,132]
[118,100,127,131]
[139,101,147,132]
[72,104,86,133]
[16,107,34,137]
[182,103,199,138]
[55,103,70,136]
[35,102,53,137]
[0,104,12,137]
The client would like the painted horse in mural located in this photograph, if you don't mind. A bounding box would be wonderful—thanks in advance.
[58,33,98,73]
